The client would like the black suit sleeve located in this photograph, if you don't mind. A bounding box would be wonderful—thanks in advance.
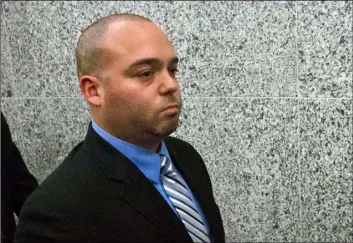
[1,112,39,216]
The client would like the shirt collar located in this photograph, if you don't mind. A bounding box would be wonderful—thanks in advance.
[92,120,171,184]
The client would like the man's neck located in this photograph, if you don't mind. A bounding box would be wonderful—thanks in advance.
[92,119,162,153]
[120,133,161,153]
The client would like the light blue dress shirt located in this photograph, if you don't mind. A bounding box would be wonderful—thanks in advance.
[92,120,210,235]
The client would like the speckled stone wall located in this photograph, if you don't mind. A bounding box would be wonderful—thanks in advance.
[1,1,352,242]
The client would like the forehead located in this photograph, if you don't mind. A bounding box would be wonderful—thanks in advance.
[103,20,176,64]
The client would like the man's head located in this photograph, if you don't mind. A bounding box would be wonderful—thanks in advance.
[76,13,181,150]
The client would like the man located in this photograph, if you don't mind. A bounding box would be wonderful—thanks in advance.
[1,112,39,243]
[14,13,225,243]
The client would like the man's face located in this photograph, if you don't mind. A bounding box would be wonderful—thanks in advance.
[99,20,181,140]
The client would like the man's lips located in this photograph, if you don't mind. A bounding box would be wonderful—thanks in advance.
[162,103,180,113]
[165,104,179,110]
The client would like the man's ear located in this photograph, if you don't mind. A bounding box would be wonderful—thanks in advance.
[79,75,104,107]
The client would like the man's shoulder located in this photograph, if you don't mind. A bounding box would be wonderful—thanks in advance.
[29,141,88,193]
[20,140,97,208]
[52,140,87,172]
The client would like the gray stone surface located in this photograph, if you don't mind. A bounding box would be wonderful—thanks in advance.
[173,98,300,242]
[167,1,297,97]
[298,99,353,242]
[0,37,14,98]
[1,5,16,98]
[15,98,90,183]
[1,1,352,242]
[298,2,353,98]
[2,2,81,97]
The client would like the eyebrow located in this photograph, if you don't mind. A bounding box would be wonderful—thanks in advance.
[128,57,179,69]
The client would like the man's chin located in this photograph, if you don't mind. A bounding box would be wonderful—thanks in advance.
[156,121,179,138]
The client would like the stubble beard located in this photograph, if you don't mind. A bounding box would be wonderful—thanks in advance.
[157,117,180,138]
[153,99,183,138]
[142,110,180,140]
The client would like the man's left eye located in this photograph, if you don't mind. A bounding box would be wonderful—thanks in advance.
[139,71,153,77]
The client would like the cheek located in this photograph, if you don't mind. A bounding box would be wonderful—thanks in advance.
[102,87,128,114]
[105,81,159,117]
[135,97,154,115]
[134,98,161,121]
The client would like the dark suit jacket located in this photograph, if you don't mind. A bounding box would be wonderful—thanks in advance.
[1,112,39,243]
[14,123,225,243]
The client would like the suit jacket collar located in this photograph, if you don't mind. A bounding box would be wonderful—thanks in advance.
[82,123,193,243]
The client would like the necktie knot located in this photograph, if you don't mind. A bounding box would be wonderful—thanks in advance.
[160,155,174,176]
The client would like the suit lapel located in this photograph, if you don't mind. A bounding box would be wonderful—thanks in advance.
[83,124,192,243]
[165,138,218,241]
[121,162,192,243]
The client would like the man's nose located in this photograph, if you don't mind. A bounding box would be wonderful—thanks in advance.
[159,71,179,94]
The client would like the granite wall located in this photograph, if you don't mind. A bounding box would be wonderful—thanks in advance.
[1,1,352,242]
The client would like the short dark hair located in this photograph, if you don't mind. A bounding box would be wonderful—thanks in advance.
[75,13,152,79]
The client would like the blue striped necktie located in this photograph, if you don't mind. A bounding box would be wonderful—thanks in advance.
[160,155,211,243]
